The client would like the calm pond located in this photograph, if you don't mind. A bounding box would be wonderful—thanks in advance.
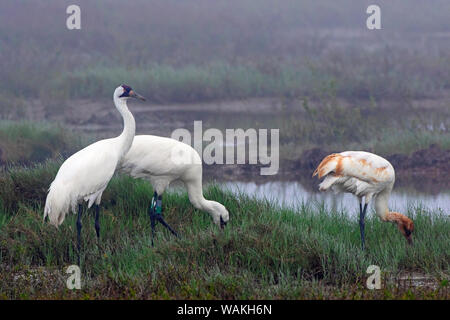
[218,180,450,216]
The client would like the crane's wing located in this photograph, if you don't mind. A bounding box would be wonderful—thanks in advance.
[49,139,119,208]
[313,151,395,194]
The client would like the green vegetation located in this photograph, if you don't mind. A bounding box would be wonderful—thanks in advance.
[0,122,84,165]
[40,53,450,103]
[0,162,448,299]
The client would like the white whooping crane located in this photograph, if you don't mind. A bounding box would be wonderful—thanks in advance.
[313,151,414,250]
[119,135,229,245]
[44,85,145,262]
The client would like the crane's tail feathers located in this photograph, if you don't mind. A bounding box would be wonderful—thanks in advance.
[44,182,72,227]
[313,153,341,179]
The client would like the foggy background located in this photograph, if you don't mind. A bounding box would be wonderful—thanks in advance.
[1,0,449,106]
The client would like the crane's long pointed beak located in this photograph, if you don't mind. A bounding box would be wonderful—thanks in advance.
[130,90,146,101]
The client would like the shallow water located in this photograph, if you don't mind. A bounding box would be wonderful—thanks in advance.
[218,181,450,216]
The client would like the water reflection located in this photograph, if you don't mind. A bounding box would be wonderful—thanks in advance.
[219,181,449,216]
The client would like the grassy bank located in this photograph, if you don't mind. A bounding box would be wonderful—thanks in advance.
[0,122,88,166]
[0,122,85,166]
[0,161,448,299]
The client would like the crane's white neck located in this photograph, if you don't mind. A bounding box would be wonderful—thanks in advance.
[198,199,223,224]
[374,185,414,244]
[186,183,228,225]
[374,189,390,219]
[113,95,136,157]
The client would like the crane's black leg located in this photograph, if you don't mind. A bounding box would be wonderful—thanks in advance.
[360,203,368,250]
[76,204,83,265]
[149,192,157,247]
[155,194,178,238]
[94,204,100,240]
[148,192,178,247]
[156,215,179,238]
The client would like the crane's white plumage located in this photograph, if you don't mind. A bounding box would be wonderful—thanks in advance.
[44,85,141,226]
[313,151,414,245]
[44,139,118,225]
[119,135,229,226]
[315,151,394,203]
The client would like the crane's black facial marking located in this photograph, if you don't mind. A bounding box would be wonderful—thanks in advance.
[403,225,412,237]
[220,216,227,229]
[119,85,133,98]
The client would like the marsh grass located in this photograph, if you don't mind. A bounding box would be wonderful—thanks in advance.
[31,53,450,104]
[0,122,84,165]
[50,63,316,103]
[0,162,448,299]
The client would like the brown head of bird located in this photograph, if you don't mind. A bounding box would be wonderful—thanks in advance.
[388,212,414,245]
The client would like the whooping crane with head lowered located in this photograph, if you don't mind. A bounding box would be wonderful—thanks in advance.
[44,85,145,263]
[119,135,230,245]
[313,151,414,250]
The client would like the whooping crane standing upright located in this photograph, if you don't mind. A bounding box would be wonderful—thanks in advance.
[44,85,145,263]
[313,151,414,250]
[119,135,230,245]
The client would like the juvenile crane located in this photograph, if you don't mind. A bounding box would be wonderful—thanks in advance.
[44,85,145,262]
[119,135,229,245]
[313,151,414,250]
